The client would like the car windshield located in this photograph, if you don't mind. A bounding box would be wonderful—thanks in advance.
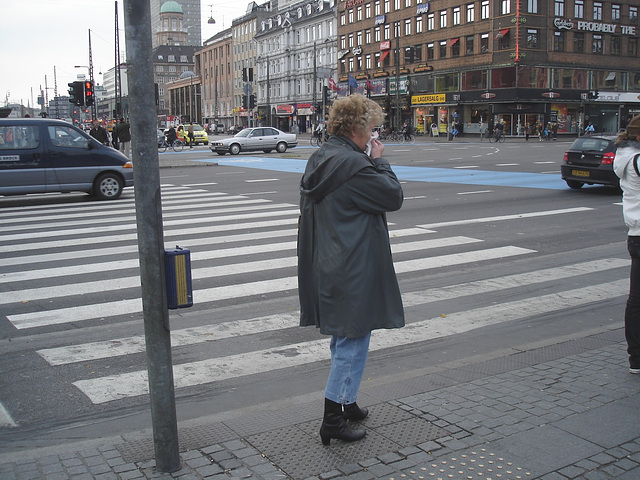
[570,138,613,152]
[193,125,204,131]
[235,129,251,138]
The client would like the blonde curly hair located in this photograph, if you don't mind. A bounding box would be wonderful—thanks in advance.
[327,94,385,137]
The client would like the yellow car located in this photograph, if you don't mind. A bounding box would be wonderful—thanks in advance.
[175,124,209,145]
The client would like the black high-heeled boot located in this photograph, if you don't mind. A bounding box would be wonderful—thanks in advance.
[343,402,369,421]
[319,398,366,446]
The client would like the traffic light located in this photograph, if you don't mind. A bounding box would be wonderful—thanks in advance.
[84,81,94,106]
[242,95,248,109]
[68,81,84,106]
[323,85,330,106]
[249,94,256,109]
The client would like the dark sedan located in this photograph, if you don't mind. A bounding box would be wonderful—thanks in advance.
[561,136,619,189]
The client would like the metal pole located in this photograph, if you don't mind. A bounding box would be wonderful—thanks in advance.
[122,0,180,473]
[267,55,271,126]
[313,42,317,127]
[395,23,401,131]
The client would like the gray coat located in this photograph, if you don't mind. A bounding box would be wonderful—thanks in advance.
[298,135,405,338]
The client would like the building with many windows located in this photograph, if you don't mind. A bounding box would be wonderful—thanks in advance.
[198,28,234,129]
[336,0,640,136]
[254,0,338,132]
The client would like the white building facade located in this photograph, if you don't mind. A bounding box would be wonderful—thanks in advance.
[254,0,337,132]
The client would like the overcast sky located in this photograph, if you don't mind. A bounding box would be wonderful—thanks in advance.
[2,0,247,108]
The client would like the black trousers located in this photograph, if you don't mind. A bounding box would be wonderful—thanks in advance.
[626,236,640,367]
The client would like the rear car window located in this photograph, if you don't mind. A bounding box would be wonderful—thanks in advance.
[570,138,612,152]
[0,126,40,150]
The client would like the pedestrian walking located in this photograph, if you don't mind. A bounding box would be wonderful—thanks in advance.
[297,94,405,445]
[89,121,109,145]
[613,115,640,374]
[525,123,530,141]
[116,117,131,158]
[188,123,195,149]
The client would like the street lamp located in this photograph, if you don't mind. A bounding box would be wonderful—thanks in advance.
[180,70,196,123]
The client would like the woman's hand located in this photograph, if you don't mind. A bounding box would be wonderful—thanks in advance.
[369,138,384,159]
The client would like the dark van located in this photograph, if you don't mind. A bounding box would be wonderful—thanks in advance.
[0,118,133,200]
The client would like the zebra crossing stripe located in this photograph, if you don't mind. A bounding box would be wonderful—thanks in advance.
[0,208,301,242]
[7,245,533,329]
[0,196,271,229]
[0,218,300,254]
[0,228,299,268]
[36,258,628,366]
[0,402,17,428]
[72,279,629,404]
[0,236,479,285]
[0,230,438,303]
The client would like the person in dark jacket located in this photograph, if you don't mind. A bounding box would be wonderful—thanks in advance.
[89,121,109,145]
[298,94,405,445]
[116,117,131,158]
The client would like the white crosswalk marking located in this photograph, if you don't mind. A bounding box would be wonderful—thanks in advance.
[73,280,628,404]
[36,259,628,366]
[0,187,628,408]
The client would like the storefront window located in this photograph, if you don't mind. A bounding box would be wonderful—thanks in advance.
[517,67,548,88]
[490,66,516,88]
[434,72,459,92]
[551,68,588,89]
[462,70,487,90]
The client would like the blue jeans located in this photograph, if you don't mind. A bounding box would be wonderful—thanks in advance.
[324,334,371,405]
[626,236,640,367]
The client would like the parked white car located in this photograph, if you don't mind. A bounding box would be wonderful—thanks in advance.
[210,127,298,155]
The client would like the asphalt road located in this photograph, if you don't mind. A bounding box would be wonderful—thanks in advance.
[0,138,628,454]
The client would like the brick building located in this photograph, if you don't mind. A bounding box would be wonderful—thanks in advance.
[336,0,640,136]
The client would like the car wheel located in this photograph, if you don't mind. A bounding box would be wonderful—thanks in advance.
[263,149,272,153]
[204,142,208,145]
[93,173,123,200]
[566,180,584,189]
[276,142,287,153]
[230,144,241,155]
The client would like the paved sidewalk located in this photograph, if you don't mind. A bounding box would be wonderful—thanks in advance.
[2,328,640,480]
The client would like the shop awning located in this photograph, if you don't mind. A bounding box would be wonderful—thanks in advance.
[380,50,390,62]
[447,37,460,47]
[605,71,616,81]
[495,28,510,39]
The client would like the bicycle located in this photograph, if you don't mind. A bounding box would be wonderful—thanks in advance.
[479,128,487,141]
[400,132,416,144]
[310,132,325,147]
[158,138,185,152]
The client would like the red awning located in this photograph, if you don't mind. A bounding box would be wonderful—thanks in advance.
[495,28,510,39]
[447,37,460,47]
[380,50,390,62]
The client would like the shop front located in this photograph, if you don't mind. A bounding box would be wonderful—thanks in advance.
[410,93,458,136]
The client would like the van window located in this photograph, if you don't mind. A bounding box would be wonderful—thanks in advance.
[0,126,39,150]
[48,125,89,149]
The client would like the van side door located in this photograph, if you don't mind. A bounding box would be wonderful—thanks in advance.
[0,124,45,195]
[45,124,98,192]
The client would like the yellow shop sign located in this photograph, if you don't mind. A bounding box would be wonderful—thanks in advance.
[412,94,446,104]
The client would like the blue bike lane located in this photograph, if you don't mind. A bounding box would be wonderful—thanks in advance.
[200,156,567,190]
